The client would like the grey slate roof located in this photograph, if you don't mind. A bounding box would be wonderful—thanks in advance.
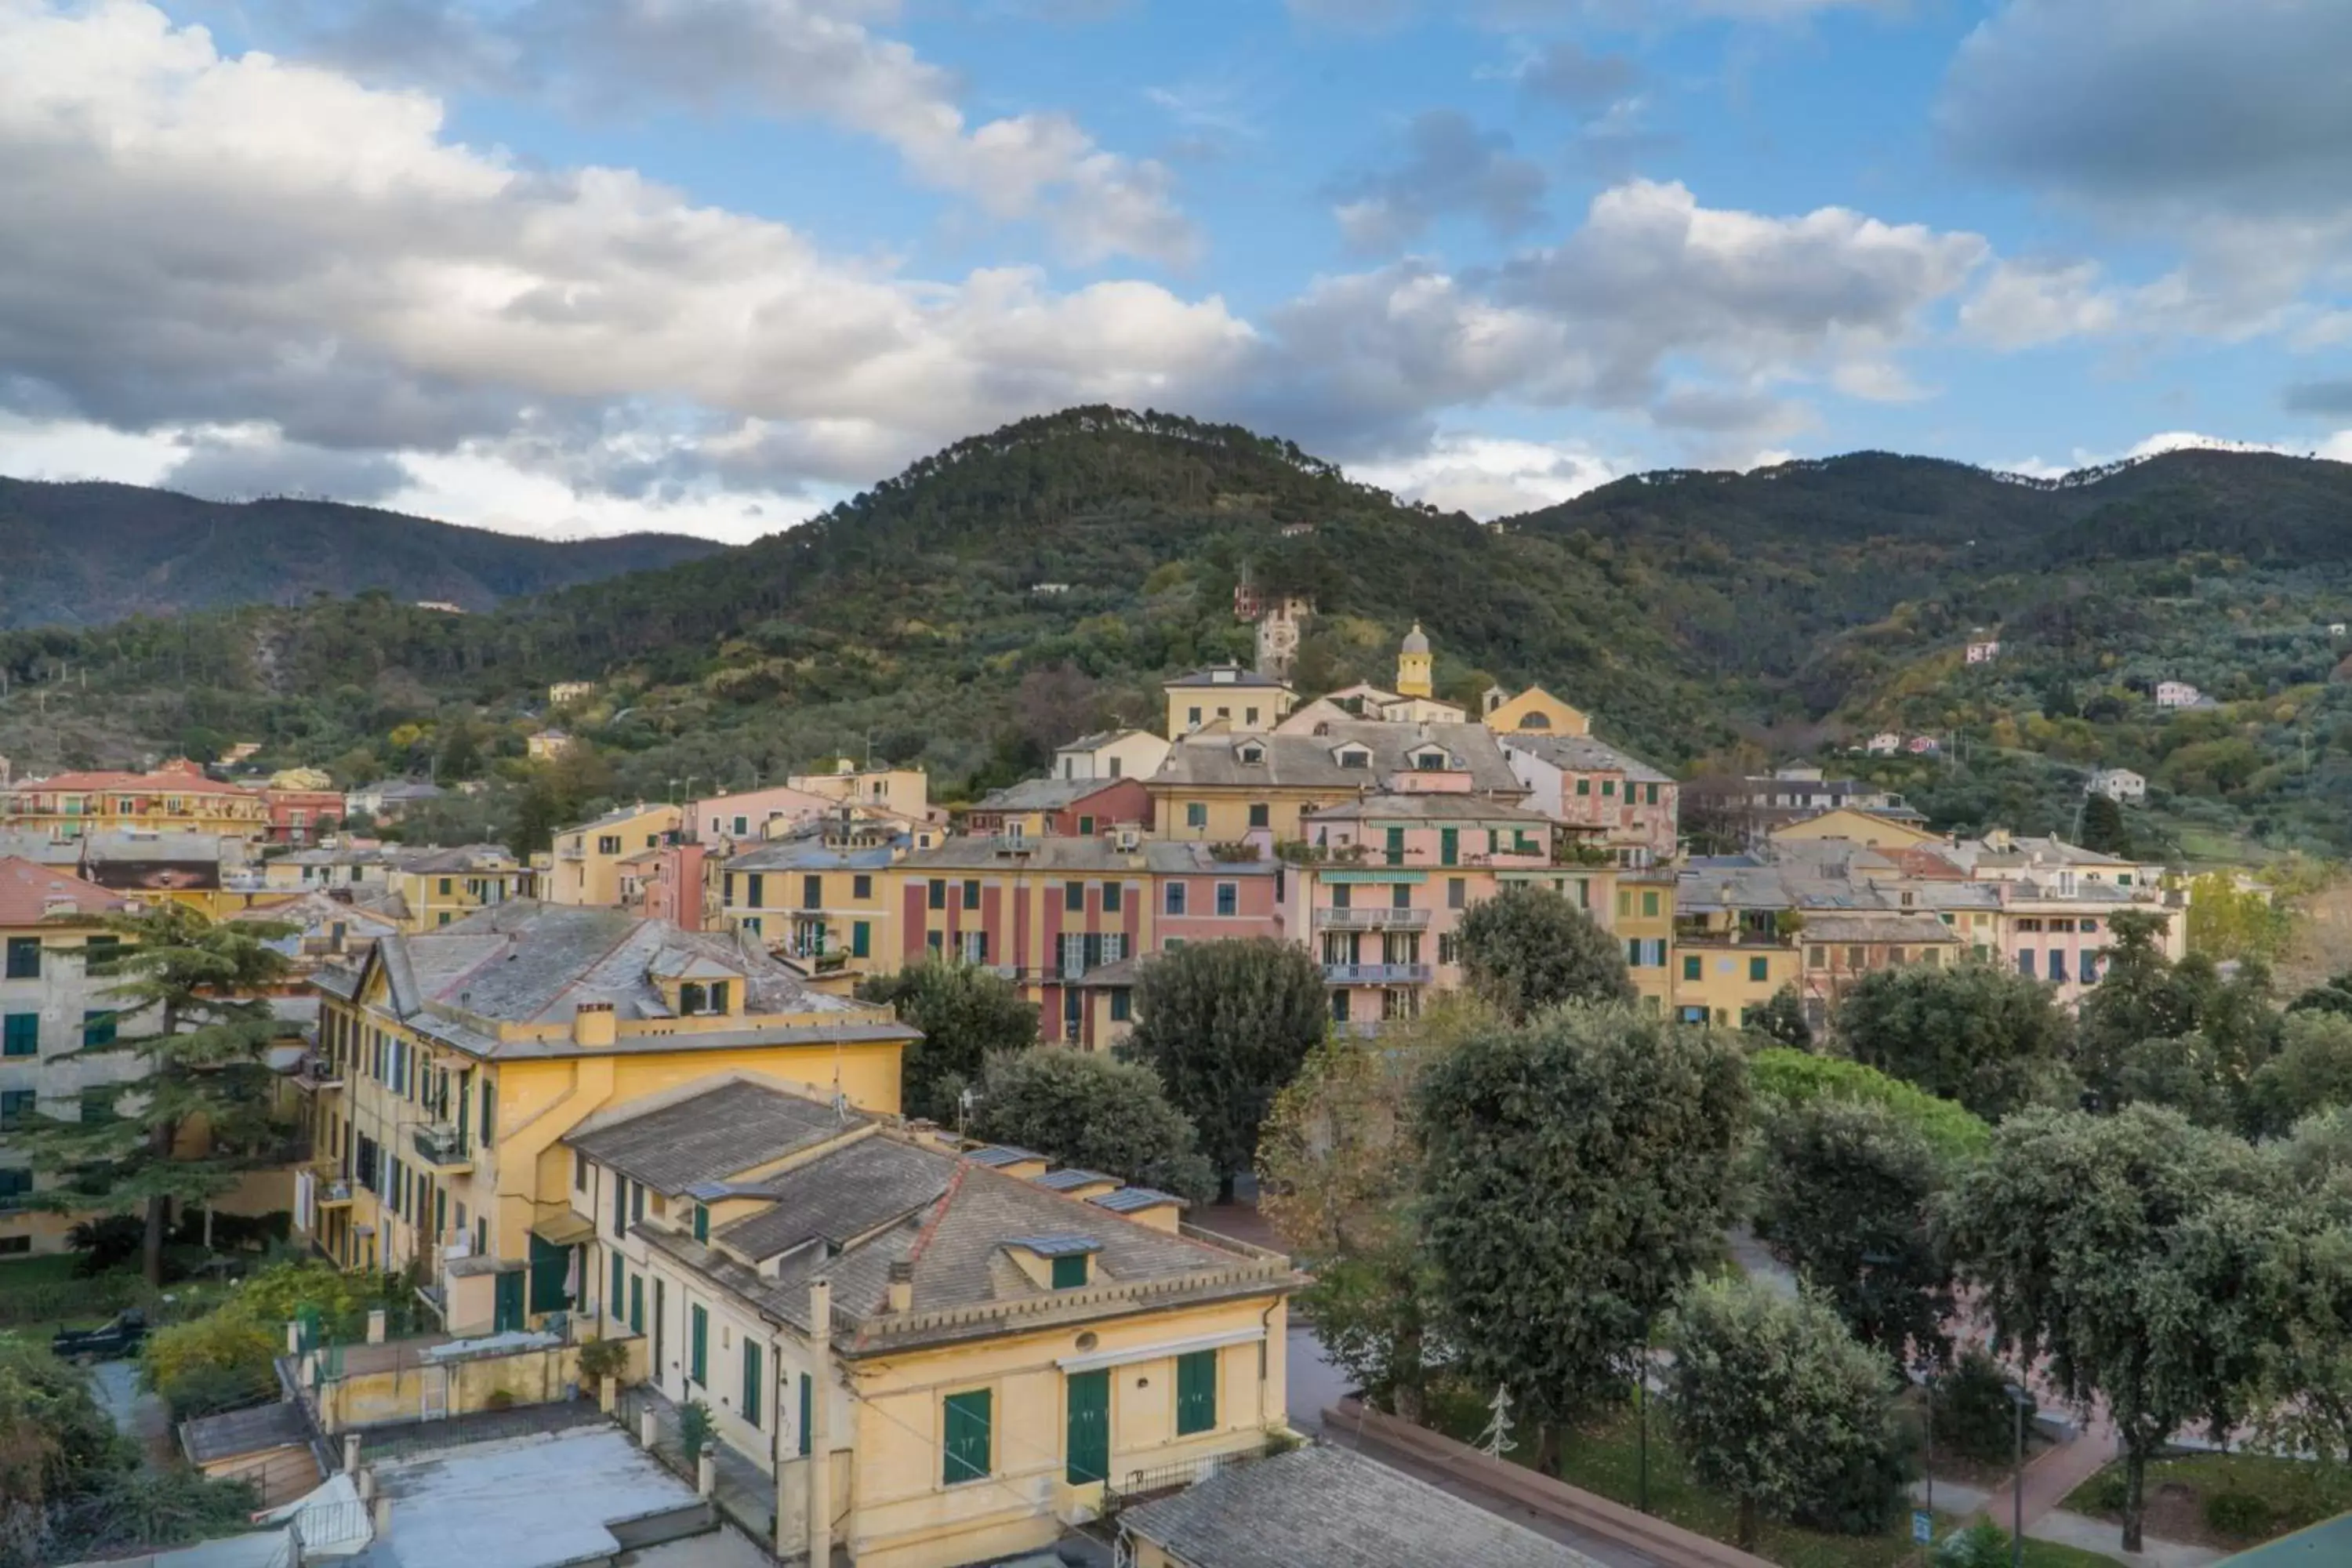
[727,837,902,873]
[1163,665,1290,689]
[966,1145,1045,1167]
[180,1400,312,1465]
[1152,720,1524,796]
[566,1078,862,1194]
[970,777,1128,813]
[1033,1167,1114,1191]
[717,1134,952,1262]
[1302,793,1555,825]
[1121,1442,1602,1568]
[1090,1186,1183,1214]
[1503,732,1673,786]
[1800,912,1964,945]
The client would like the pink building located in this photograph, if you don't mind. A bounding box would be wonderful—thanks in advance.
[685,784,840,846]
[1500,735,1679,866]
[1290,795,1558,1032]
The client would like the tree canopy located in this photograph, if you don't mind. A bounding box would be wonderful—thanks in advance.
[1748,1047,1992,1163]
[970,1047,1214,1201]
[1123,939,1327,1200]
[1417,1004,1749,1465]
[1833,959,2074,1120]
[855,960,1039,1124]
[1455,884,1635,1021]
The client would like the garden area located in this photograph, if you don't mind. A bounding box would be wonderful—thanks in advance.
[2066,1450,2352,1555]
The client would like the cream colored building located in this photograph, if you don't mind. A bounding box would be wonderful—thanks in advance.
[550,803,684,907]
[789,763,931,823]
[1162,666,1296,739]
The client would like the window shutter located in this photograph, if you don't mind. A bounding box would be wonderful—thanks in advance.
[1176,1349,1218,1436]
[742,1340,763,1428]
[942,1390,992,1484]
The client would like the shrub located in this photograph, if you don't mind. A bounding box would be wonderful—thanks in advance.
[1933,1352,2026,1465]
[2205,1491,2270,1538]
[2074,1468,2129,1515]
[484,1388,516,1412]
[576,1338,629,1392]
[1750,1048,1992,1163]
[140,1312,281,1421]
[1935,1521,2015,1568]
[679,1399,714,1463]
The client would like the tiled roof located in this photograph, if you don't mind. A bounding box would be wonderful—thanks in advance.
[1163,665,1290,689]
[1799,912,1964,945]
[0,857,123,924]
[10,762,245,796]
[715,1134,953,1262]
[965,1145,1045,1167]
[1033,1167,1115,1191]
[1089,1186,1183,1214]
[1503,732,1674,786]
[1122,1443,1603,1568]
[1152,720,1524,794]
[970,777,1129,813]
[568,1077,859,1194]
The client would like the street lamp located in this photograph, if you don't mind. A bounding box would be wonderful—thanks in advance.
[1914,1356,1938,1521]
[2004,1383,2036,1568]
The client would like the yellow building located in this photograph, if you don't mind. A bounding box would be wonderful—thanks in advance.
[1671,938,1798,1028]
[567,1079,1303,1568]
[526,729,577,761]
[721,821,905,974]
[298,901,917,1334]
[789,762,932,823]
[382,845,535,929]
[1770,808,1944,850]
[1395,623,1433,699]
[1162,666,1296,739]
[0,758,269,841]
[1480,684,1593,738]
[1149,721,1527,848]
[550,803,684,907]
[1613,869,1676,1012]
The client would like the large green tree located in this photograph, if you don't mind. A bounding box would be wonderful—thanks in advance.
[2247,1010,2352,1138]
[1455,884,1635,1021]
[1664,1277,1908,1549]
[2075,910,2215,1098]
[1123,939,1327,1201]
[21,906,296,1284]
[856,960,1039,1124]
[1939,1105,2298,1553]
[1834,960,2074,1120]
[970,1047,1213,1200]
[1753,1096,1955,1364]
[2078,793,2132,857]
[1417,1004,1749,1470]
[1256,1002,1485,1421]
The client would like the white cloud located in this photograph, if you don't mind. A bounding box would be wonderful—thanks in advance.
[1330,111,1548,252]
[1350,434,1628,517]
[1959,260,2125,350]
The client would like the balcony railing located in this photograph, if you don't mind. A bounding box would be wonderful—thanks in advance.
[290,1053,343,1093]
[556,843,586,861]
[410,1123,474,1174]
[1315,907,1432,931]
[314,1170,355,1207]
[1323,963,1432,985]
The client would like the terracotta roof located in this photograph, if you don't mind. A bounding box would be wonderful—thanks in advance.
[11,761,247,796]
[0,857,125,924]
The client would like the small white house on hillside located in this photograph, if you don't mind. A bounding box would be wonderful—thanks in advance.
[2155,681,2204,710]
[2089,768,2147,804]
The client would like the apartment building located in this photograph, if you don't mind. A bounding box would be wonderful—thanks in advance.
[1149,720,1527,850]
[722,826,906,974]
[1502,732,1680,866]
[1161,666,1296,739]
[1054,729,1171,782]
[787,763,931,824]
[565,1078,1302,1568]
[549,803,684,907]
[963,776,1152,840]
[685,782,841,847]
[0,858,140,1255]
[297,902,917,1333]
[0,757,269,841]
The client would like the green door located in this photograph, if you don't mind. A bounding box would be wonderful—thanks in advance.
[527,1234,571,1313]
[1440,827,1458,866]
[1065,1369,1110,1486]
[494,1269,525,1333]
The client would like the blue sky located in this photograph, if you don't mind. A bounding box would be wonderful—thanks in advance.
[1,0,2347,538]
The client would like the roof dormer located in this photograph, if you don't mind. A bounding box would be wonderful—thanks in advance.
[1333,742,1373,771]
[1005,1234,1103,1291]
[1236,740,1266,766]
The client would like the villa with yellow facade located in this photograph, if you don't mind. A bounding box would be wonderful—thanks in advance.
[549,802,684,906]
[297,901,917,1334]
[564,1076,1303,1568]
[1,758,270,841]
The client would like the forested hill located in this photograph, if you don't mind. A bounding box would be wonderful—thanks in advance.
[0,477,728,628]
[8,412,2352,859]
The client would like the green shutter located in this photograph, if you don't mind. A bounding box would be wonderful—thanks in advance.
[630,1274,644,1334]
[1051,1254,1088,1289]
[1176,1348,1218,1436]
[742,1340,763,1428]
[799,1372,813,1457]
[611,1253,625,1319]
[1,1014,35,1057]
[494,1269,525,1334]
[942,1389,991,1484]
[693,1203,709,1243]
[852,920,871,958]
[690,1305,708,1385]
[3,938,38,979]
[1439,827,1457,866]
[1065,1370,1109,1485]
[80,1010,115,1047]
[528,1233,570,1312]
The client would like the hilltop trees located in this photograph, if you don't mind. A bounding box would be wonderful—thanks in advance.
[20,907,296,1285]
[1833,961,2074,1120]
[1418,1004,1749,1472]
[1456,884,1635,1021]
[1126,939,1327,1201]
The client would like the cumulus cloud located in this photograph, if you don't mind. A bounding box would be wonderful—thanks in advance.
[1332,112,1549,252]
[1942,0,2352,343]
[164,430,412,503]
[2283,382,2352,419]
[1351,434,1626,517]
[1516,42,1640,111]
[1959,259,2125,350]
[294,0,1196,265]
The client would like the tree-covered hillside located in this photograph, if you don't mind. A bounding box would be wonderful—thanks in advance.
[5,413,2352,861]
[0,477,725,627]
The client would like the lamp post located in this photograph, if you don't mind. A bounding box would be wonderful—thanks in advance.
[2005,1383,2036,1568]
[1915,1356,1937,1521]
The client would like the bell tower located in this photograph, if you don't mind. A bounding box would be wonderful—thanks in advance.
[1396,623,1433,699]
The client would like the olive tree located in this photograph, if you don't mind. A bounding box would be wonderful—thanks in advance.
[1456,884,1634,1021]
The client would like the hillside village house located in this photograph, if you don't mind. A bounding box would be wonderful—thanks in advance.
[883,837,1283,1047]
[1054,729,1171,782]
[526,728,577,761]
[1501,732,1679,866]
[2156,681,2206,710]
[1148,721,1527,851]
[686,782,842,847]
[297,902,917,1332]
[0,858,140,1256]
[964,777,1152,841]
[1,758,270,841]
[1161,666,1296,739]
[789,762,933,824]
[722,818,910,976]
[565,1077,1303,1568]
[549,802,684,907]
[341,779,442,822]
[2090,768,2148,804]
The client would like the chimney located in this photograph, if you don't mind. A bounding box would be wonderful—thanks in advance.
[887,1260,913,1314]
[572,1001,618,1047]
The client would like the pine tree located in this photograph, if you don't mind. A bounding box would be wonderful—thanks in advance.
[2080,793,2131,857]
[20,906,296,1284]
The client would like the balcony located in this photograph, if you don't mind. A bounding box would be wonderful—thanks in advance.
[1315,907,1432,931]
[290,1053,343,1094]
[1323,963,1432,985]
[314,1171,355,1208]
[411,1123,474,1174]
[556,842,586,861]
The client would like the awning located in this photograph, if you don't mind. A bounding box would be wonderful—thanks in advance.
[530,1212,597,1247]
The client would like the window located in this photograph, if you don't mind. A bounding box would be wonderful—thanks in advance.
[1438,932,1461,966]
[1109,989,1131,1023]
[1176,1348,1218,1436]
[1808,946,1827,970]
[1575,778,1592,797]
[690,1304,709,1385]
[1186,706,1202,727]
[1682,954,1702,982]
[1617,891,1632,918]
[1077,816,1094,837]
[2082,951,2101,985]
[1245,706,1260,726]
[1164,883,1187,916]
[630,1274,644,1334]
[799,1374,814,1457]
[0,1170,33,1207]
[610,1253,625,1316]
[1602,779,1617,797]
[1051,1254,1089,1289]
[1102,881,1122,914]
[1330,989,1349,1022]
[960,930,988,964]
[742,1340,763,1428]
[1646,782,1661,804]
[1748,956,1769,983]
[0,1090,34,1125]
[2016,950,2035,977]
[927,930,945,956]
[1846,946,1865,971]
[942,1390,992,1485]
[1381,881,1406,911]
[1337,747,1371,771]
[803,875,823,910]
[1447,877,1466,909]
[1185,802,1208,829]
[853,873,873,900]
[3,938,38,979]
[1382,826,1404,866]
[597,834,622,855]
[82,1010,114,1048]
[928,879,947,911]
[80,1086,118,1124]
[733,815,749,837]
[480,1080,495,1146]
[1247,803,1270,829]
[573,1151,588,1191]
[1065,880,1084,913]
[2049,950,2067,983]
[1627,938,1642,967]
[1215,882,1238,917]
[2,1014,34,1057]
[1642,891,1660,918]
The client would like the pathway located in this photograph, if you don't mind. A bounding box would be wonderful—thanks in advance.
[88,1357,175,1466]
[622,1383,781,1546]
[1915,1470,2223,1566]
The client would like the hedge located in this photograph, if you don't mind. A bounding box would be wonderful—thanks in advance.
[1749,1048,1992,1163]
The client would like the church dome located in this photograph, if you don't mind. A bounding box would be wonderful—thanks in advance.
[1401,622,1430,655]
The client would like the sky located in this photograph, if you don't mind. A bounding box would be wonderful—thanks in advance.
[2,0,2350,543]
